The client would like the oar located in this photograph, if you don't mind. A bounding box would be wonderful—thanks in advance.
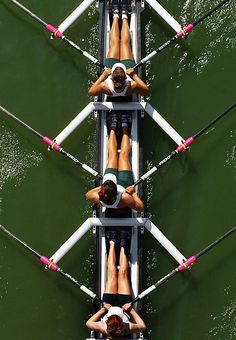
[134,0,230,69]
[133,102,236,187]
[0,105,102,180]
[9,0,104,67]
[0,224,102,303]
[131,226,236,304]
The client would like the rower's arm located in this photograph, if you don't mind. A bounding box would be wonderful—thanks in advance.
[131,191,144,212]
[85,186,101,203]
[125,186,144,212]
[123,303,146,333]
[88,77,105,96]
[132,74,149,95]
[128,307,147,333]
[127,68,149,95]
[88,69,111,96]
[86,307,107,332]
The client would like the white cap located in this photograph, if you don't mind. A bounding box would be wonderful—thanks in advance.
[111,62,127,74]
[107,307,124,319]
[102,172,117,184]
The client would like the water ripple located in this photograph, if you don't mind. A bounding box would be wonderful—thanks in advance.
[209,285,236,339]
[146,159,154,212]
[0,126,43,191]
[0,243,9,300]
[145,18,157,89]
[224,129,236,180]
[86,5,99,83]
[178,0,236,76]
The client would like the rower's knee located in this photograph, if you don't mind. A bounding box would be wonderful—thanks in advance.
[108,266,117,279]
[118,267,129,280]
[120,149,130,161]
[109,40,120,53]
[107,154,118,169]
[120,35,130,45]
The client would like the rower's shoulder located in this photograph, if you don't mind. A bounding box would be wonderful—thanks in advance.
[130,78,149,95]
[100,81,112,94]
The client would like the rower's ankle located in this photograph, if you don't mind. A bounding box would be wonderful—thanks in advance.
[113,9,119,19]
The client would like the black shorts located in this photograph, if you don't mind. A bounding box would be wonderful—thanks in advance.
[103,293,132,307]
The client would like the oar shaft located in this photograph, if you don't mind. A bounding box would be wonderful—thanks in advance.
[193,0,230,27]
[134,0,230,68]
[10,0,47,26]
[0,224,41,257]
[57,268,102,303]
[0,224,101,301]
[62,36,104,68]
[132,269,178,304]
[194,102,236,139]
[134,102,235,186]
[10,0,103,67]
[132,226,236,302]
[0,105,43,139]
[133,36,176,69]
[60,149,103,179]
[0,105,103,179]
[195,226,236,259]
[133,150,178,187]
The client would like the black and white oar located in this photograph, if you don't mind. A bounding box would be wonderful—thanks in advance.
[9,0,104,67]
[0,105,102,180]
[133,101,236,187]
[131,226,236,304]
[0,224,102,303]
[134,0,230,69]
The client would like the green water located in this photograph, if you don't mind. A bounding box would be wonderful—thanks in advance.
[0,1,235,339]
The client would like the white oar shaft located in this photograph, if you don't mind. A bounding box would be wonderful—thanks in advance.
[138,285,156,300]
[140,166,158,181]
[82,163,99,177]
[140,50,157,64]
[80,285,97,299]
[82,51,99,64]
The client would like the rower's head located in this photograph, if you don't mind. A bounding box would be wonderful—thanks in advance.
[111,63,127,90]
[99,180,117,205]
[106,314,123,337]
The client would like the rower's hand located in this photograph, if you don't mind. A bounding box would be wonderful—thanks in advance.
[126,68,135,77]
[125,185,135,196]
[102,68,112,78]
[122,303,133,313]
[103,302,112,311]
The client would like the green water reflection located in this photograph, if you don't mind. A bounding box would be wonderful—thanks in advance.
[0,1,235,339]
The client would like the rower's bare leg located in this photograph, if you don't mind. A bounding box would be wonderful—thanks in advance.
[107,17,120,59]
[118,246,132,294]
[120,18,133,61]
[118,127,131,171]
[107,129,118,169]
[104,242,118,294]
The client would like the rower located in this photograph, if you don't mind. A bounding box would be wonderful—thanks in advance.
[86,233,146,337]
[88,0,148,97]
[86,111,144,212]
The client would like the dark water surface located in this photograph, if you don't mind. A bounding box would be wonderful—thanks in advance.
[0,1,235,339]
